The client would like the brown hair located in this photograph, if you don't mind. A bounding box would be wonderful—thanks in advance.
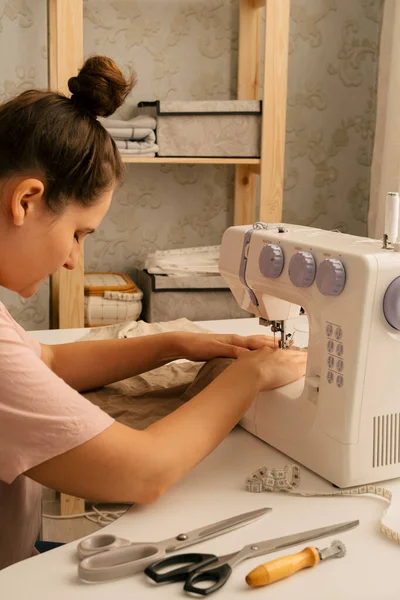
[0,55,136,212]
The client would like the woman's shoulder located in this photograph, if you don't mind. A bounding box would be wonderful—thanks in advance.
[0,299,12,320]
[0,300,41,357]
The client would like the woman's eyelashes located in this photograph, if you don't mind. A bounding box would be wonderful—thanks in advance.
[74,229,95,243]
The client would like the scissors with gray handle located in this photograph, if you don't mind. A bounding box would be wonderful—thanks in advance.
[144,519,359,595]
[77,506,271,582]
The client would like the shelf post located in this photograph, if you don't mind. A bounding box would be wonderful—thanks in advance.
[47,0,86,517]
[258,0,290,223]
[47,0,85,330]
[234,0,262,225]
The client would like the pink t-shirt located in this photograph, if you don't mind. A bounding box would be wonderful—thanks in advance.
[0,302,115,570]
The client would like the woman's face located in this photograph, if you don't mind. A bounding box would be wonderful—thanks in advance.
[0,176,113,298]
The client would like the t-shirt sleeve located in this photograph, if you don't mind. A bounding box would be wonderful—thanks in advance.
[12,318,42,358]
[0,314,115,484]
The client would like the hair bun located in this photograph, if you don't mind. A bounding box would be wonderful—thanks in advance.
[67,55,136,118]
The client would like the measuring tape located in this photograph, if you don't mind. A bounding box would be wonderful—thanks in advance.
[245,464,398,544]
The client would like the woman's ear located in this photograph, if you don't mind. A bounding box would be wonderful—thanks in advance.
[11,178,45,227]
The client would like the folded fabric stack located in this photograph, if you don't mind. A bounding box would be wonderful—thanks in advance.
[98,115,159,157]
[143,245,221,276]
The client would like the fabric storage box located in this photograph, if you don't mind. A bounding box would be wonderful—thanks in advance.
[84,272,143,327]
[138,100,261,158]
[130,268,250,323]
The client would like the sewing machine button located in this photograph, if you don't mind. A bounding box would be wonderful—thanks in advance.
[327,356,335,369]
[326,324,333,337]
[259,244,284,278]
[337,359,344,372]
[335,327,343,340]
[327,371,334,384]
[327,340,334,353]
[336,375,344,388]
[336,343,344,356]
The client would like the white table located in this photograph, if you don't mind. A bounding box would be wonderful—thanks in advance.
[1,319,400,599]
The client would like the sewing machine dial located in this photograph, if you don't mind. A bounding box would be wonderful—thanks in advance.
[316,258,346,296]
[383,276,400,330]
[288,252,316,287]
[259,244,284,278]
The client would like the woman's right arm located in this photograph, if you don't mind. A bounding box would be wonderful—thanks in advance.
[25,347,306,504]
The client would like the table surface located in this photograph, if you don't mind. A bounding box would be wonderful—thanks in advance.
[2,319,400,599]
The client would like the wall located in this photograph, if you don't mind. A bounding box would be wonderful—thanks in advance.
[0,0,383,329]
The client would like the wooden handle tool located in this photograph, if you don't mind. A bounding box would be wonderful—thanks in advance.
[245,539,346,588]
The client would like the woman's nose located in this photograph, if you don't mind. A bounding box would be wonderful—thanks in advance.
[63,247,80,271]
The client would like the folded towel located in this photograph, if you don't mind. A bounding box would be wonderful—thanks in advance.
[115,134,156,150]
[108,127,155,141]
[118,148,158,157]
[98,115,157,130]
[110,129,156,144]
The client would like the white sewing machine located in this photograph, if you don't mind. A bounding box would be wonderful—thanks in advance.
[219,221,400,488]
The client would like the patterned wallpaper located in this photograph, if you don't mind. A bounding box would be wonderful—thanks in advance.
[0,0,383,330]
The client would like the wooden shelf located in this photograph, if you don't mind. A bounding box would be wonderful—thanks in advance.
[122,157,261,165]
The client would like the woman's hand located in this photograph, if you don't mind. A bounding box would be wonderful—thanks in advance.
[234,345,307,391]
[174,332,279,362]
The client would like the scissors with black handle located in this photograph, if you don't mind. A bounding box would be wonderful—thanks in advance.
[144,518,359,595]
[77,506,271,582]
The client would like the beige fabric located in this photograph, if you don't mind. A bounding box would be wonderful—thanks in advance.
[83,361,203,430]
[181,357,235,401]
[78,317,210,342]
[79,319,234,430]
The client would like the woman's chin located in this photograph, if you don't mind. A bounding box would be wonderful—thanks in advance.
[19,283,41,298]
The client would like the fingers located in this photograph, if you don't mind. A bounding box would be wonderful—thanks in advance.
[214,342,250,359]
[212,334,307,358]
[229,334,278,350]
[256,345,302,356]
[286,349,308,358]
[211,333,279,350]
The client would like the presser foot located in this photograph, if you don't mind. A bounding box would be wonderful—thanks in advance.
[259,318,293,349]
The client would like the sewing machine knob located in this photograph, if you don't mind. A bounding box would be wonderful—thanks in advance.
[259,244,284,278]
[383,276,400,330]
[316,259,346,296]
[288,252,316,287]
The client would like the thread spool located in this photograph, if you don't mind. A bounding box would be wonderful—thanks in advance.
[384,192,400,245]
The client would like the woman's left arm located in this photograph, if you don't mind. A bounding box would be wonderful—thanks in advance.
[41,332,277,392]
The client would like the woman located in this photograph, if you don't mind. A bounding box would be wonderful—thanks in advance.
[0,55,306,570]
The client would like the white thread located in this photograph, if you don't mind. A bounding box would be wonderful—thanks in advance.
[246,464,399,544]
[42,504,129,527]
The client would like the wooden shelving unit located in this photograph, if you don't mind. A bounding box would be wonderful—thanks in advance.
[47,0,290,515]
[48,0,290,331]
